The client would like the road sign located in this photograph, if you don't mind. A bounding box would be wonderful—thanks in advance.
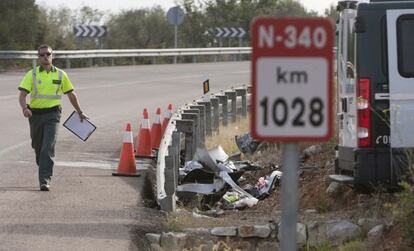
[203,79,210,94]
[202,78,210,101]
[73,25,107,38]
[251,18,333,142]
[210,27,246,38]
[167,6,185,26]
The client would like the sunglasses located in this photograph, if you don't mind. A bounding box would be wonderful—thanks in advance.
[38,52,52,57]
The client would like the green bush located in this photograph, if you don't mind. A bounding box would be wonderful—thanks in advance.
[392,181,414,247]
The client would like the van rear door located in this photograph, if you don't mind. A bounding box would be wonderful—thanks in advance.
[337,10,358,148]
[387,9,414,147]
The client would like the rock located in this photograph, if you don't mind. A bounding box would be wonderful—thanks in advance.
[308,220,361,245]
[277,222,307,245]
[160,232,187,251]
[210,227,237,237]
[192,211,214,219]
[367,224,385,246]
[184,229,219,251]
[357,218,386,232]
[269,221,278,238]
[256,241,280,251]
[238,225,271,238]
[327,220,361,243]
[303,145,323,159]
[326,182,344,197]
[150,243,163,251]
[183,228,211,235]
[146,233,161,244]
[297,223,307,245]
[304,209,318,214]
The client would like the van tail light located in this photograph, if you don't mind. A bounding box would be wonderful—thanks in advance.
[357,78,371,147]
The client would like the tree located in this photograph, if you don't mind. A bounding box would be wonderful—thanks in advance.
[179,0,316,47]
[37,6,77,50]
[106,7,173,49]
[75,6,105,25]
[0,0,42,50]
[324,4,339,23]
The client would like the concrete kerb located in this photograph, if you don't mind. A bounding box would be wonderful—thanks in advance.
[156,84,251,212]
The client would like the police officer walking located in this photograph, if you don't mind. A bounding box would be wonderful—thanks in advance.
[18,44,88,191]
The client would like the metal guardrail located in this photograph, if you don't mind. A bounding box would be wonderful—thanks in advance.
[0,47,252,59]
[0,47,337,59]
[156,85,250,211]
[0,47,337,69]
[0,47,252,68]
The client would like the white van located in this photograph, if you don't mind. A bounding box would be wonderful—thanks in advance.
[333,0,414,191]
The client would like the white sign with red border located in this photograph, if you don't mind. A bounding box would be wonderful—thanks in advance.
[251,17,333,142]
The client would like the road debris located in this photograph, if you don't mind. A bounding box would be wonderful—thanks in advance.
[235,133,265,155]
[176,144,282,211]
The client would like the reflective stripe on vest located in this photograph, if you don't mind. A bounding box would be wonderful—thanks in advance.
[31,67,63,100]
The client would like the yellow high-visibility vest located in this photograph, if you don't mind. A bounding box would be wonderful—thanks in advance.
[19,66,74,109]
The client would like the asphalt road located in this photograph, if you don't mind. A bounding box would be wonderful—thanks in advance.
[0,62,250,250]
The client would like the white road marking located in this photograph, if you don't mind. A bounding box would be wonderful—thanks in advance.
[55,161,117,170]
[0,95,17,101]
[0,140,30,157]
[55,161,149,171]
[16,160,149,170]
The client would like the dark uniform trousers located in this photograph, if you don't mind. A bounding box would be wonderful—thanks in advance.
[28,110,61,185]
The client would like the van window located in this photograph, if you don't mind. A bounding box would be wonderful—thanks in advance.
[397,15,414,78]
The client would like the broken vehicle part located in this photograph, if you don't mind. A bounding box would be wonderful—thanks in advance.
[194,146,220,172]
[235,133,264,155]
[208,145,229,163]
[176,178,226,195]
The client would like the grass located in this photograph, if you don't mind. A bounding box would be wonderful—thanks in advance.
[391,181,414,248]
[337,240,367,251]
[205,116,250,155]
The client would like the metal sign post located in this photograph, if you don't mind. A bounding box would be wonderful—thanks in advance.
[167,6,185,64]
[280,143,299,250]
[251,17,333,250]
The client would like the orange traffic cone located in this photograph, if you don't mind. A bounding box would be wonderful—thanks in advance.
[151,107,162,150]
[112,123,140,177]
[135,108,152,158]
[162,104,173,136]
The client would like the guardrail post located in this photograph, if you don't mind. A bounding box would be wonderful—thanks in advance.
[172,131,181,184]
[225,91,237,123]
[65,58,71,69]
[210,98,219,133]
[111,58,115,66]
[160,146,176,212]
[189,105,206,146]
[198,101,212,137]
[182,109,200,147]
[235,88,248,118]
[152,57,157,64]
[193,55,197,63]
[132,57,136,65]
[216,94,228,126]
[89,58,93,68]
[176,119,195,162]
